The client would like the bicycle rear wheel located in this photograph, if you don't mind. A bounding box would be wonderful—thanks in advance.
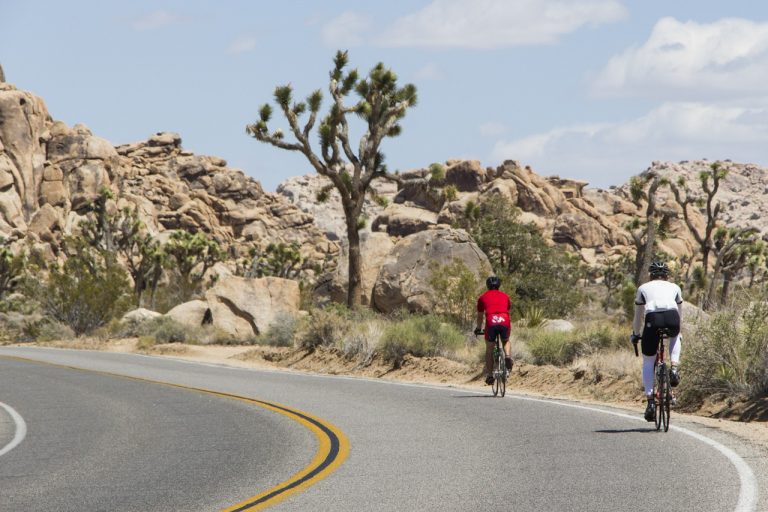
[498,351,506,397]
[654,365,663,431]
[661,372,671,432]
[491,347,500,397]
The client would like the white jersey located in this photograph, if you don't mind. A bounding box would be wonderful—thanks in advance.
[635,280,683,313]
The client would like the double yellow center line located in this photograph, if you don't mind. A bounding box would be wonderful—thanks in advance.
[2,355,350,511]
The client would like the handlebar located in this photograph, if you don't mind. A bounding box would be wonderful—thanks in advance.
[633,341,639,357]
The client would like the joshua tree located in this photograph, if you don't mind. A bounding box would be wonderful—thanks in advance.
[669,161,728,270]
[0,63,5,83]
[246,51,417,308]
[625,173,672,285]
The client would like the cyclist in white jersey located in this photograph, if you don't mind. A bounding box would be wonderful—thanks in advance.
[631,261,683,421]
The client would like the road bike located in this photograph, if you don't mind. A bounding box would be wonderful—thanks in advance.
[633,329,672,432]
[477,329,508,397]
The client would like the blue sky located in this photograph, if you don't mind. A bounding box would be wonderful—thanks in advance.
[2,1,767,191]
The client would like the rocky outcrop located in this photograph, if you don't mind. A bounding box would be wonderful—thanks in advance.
[165,276,301,341]
[277,173,396,241]
[315,231,395,306]
[0,83,338,273]
[372,228,491,313]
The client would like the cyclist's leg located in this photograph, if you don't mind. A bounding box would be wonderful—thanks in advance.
[499,326,513,370]
[484,328,495,384]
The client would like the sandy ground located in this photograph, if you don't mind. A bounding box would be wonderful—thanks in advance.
[9,338,768,451]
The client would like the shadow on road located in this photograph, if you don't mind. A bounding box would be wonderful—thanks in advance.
[594,428,658,434]
[451,395,497,399]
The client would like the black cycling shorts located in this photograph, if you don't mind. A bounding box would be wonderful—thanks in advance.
[641,310,680,357]
[485,324,510,343]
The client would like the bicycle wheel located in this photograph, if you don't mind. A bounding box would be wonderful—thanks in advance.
[654,365,662,431]
[498,351,506,397]
[661,371,671,432]
[491,348,500,397]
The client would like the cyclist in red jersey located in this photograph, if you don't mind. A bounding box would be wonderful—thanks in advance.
[474,276,513,385]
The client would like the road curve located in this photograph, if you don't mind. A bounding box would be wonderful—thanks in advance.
[0,346,765,512]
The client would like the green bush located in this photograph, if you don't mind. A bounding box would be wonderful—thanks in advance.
[523,323,624,366]
[457,196,585,318]
[428,163,446,184]
[443,185,458,202]
[379,314,464,368]
[428,259,485,330]
[35,250,132,336]
[681,297,768,406]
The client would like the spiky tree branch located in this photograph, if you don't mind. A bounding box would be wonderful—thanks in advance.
[246,51,417,307]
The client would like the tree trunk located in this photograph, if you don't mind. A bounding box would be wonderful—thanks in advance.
[704,256,723,310]
[346,217,363,309]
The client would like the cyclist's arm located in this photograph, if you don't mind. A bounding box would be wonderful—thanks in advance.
[475,311,484,331]
[676,286,683,324]
[632,288,645,336]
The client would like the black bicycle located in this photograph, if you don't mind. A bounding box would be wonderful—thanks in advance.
[477,329,508,397]
[633,329,672,432]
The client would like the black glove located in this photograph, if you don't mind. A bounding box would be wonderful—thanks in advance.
[630,333,641,344]
[474,327,483,336]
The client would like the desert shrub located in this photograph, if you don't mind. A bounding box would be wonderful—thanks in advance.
[145,317,190,344]
[428,259,485,330]
[379,314,464,367]
[263,313,298,347]
[297,305,353,350]
[620,283,637,321]
[526,330,583,365]
[34,249,132,336]
[443,185,458,202]
[680,296,768,406]
[523,323,625,366]
[428,163,446,184]
[521,306,545,328]
[340,319,384,366]
[136,336,156,350]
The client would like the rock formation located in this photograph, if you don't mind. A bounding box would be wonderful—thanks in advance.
[372,228,491,313]
[0,82,338,274]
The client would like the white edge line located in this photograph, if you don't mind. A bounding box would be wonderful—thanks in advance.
[511,395,758,512]
[0,347,759,511]
[0,401,27,457]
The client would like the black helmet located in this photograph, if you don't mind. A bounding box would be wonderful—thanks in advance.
[648,261,670,278]
[486,276,501,290]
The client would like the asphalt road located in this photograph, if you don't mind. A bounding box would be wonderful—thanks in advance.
[0,346,765,512]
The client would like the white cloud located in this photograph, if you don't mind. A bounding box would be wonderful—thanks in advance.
[491,102,768,187]
[131,10,187,31]
[377,0,627,49]
[593,17,768,98]
[227,35,257,54]
[479,122,508,136]
[414,63,444,81]
[321,12,372,47]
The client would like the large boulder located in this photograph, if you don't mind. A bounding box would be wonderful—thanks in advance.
[445,160,487,192]
[165,300,210,328]
[372,228,491,313]
[204,276,301,339]
[315,231,396,306]
[372,204,438,237]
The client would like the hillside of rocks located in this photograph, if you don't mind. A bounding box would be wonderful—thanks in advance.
[0,82,337,272]
[3,80,767,316]
[279,158,767,269]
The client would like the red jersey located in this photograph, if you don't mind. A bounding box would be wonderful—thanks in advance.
[477,290,511,328]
